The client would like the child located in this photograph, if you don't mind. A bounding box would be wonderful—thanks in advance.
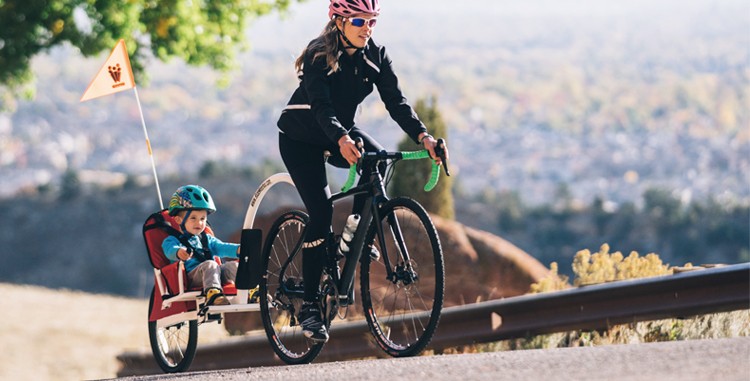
[162,185,240,306]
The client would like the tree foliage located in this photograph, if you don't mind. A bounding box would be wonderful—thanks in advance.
[0,0,298,90]
[389,96,454,219]
[59,168,81,201]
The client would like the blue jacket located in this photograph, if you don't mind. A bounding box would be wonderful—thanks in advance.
[162,234,239,273]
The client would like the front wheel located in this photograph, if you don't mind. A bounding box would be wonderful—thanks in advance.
[259,210,325,364]
[147,288,198,373]
[361,197,445,357]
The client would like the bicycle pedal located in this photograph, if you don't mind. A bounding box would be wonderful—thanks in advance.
[337,295,357,308]
[198,304,209,317]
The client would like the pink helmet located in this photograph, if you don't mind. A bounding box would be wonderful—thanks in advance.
[329,0,380,19]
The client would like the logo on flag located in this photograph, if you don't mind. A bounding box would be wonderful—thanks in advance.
[109,64,125,87]
[80,39,135,102]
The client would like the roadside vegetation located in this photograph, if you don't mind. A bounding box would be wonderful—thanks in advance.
[443,245,749,354]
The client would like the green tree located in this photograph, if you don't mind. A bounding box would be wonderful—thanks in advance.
[199,159,223,179]
[643,188,684,238]
[389,96,454,219]
[0,0,299,92]
[123,174,139,190]
[497,190,525,232]
[59,168,81,201]
[591,196,612,236]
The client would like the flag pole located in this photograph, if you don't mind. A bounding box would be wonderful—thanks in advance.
[132,85,164,210]
[79,39,163,209]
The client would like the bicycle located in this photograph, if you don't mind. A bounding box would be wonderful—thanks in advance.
[258,138,450,364]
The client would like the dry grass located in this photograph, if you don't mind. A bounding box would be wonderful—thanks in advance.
[0,283,232,381]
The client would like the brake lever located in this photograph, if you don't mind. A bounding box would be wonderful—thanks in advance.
[435,138,451,176]
[354,137,365,169]
[354,137,364,152]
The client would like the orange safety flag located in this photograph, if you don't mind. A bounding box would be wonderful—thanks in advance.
[80,39,136,102]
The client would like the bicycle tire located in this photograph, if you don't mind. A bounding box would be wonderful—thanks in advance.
[147,288,198,373]
[360,197,445,357]
[259,210,325,364]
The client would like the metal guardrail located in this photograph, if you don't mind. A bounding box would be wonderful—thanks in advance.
[117,263,750,376]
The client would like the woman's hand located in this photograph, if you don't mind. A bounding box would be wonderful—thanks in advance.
[420,133,449,166]
[338,135,361,165]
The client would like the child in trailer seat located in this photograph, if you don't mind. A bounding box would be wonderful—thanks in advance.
[161,185,242,306]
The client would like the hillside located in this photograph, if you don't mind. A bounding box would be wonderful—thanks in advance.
[0,283,231,381]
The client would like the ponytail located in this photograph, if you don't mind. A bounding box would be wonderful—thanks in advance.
[294,19,341,74]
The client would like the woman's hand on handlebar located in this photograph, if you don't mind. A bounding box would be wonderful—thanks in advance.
[338,134,361,165]
[420,134,448,166]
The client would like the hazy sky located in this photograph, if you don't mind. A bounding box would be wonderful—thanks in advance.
[248,0,749,54]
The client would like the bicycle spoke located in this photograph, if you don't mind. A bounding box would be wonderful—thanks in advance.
[361,198,444,357]
[148,289,198,373]
[260,210,325,364]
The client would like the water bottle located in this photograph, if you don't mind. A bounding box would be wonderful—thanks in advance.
[338,214,360,256]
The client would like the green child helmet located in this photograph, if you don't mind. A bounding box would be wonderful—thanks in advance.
[168,185,216,215]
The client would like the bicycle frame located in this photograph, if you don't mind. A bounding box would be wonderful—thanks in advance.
[262,159,401,305]
[257,141,448,307]
[328,165,382,300]
[327,152,420,304]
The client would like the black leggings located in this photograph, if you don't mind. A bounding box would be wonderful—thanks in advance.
[279,130,384,301]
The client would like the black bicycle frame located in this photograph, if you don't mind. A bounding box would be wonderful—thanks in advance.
[277,153,417,302]
[328,154,409,299]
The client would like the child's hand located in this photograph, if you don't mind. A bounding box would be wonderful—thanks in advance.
[177,247,191,261]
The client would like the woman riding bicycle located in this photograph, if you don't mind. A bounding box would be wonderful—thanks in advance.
[276,0,449,343]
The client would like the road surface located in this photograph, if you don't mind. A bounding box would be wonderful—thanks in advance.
[108,337,750,381]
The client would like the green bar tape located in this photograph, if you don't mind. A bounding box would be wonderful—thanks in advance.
[424,162,440,192]
[341,164,358,192]
[401,150,431,160]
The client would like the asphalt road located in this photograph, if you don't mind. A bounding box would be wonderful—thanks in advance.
[107,337,750,381]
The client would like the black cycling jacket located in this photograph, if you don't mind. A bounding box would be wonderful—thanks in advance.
[277,38,427,147]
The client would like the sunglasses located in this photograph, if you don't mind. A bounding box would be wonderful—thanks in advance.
[346,17,378,28]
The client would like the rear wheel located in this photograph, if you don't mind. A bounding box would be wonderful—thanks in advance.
[147,288,198,373]
[361,197,444,357]
[260,210,325,364]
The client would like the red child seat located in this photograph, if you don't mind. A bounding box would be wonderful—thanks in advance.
[143,210,236,322]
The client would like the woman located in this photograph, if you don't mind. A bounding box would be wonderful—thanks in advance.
[277,0,448,343]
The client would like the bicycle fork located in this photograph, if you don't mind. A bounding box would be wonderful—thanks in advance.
[380,210,419,285]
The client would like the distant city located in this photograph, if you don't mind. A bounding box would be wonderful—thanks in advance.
[1,0,748,207]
